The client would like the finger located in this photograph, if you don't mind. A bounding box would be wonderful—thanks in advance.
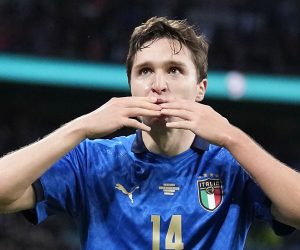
[160,96,176,103]
[125,108,161,117]
[156,96,171,103]
[160,101,191,110]
[160,109,193,120]
[123,96,157,103]
[124,118,151,132]
[125,97,162,110]
[166,120,193,130]
[139,96,158,103]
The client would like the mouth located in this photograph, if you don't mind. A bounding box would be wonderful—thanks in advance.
[155,98,167,105]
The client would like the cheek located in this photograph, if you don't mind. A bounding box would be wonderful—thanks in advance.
[169,77,198,99]
[130,79,152,96]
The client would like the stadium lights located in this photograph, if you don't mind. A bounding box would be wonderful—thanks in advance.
[0,53,300,104]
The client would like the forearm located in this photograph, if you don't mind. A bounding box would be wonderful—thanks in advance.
[0,96,160,209]
[225,126,300,228]
[0,116,86,205]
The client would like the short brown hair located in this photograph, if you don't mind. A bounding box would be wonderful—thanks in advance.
[126,16,209,83]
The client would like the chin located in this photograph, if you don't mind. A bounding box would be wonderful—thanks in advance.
[143,116,167,128]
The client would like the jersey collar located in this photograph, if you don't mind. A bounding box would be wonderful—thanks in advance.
[131,129,210,154]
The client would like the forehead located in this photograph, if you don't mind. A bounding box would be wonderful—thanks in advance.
[132,38,194,66]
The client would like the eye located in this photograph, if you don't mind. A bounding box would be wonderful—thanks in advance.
[168,67,181,75]
[139,68,152,76]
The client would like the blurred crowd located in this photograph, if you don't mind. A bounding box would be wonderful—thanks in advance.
[0,0,300,75]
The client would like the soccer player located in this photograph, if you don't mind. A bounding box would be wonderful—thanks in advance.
[0,17,299,249]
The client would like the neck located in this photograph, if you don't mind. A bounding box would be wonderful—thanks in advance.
[142,127,195,156]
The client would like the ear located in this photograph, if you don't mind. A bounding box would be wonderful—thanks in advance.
[195,79,207,102]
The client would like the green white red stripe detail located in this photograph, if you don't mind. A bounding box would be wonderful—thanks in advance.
[200,187,221,210]
[197,179,223,211]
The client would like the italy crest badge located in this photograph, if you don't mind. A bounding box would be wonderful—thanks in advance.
[197,178,223,211]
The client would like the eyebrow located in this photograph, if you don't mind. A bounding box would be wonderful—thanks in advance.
[133,60,188,70]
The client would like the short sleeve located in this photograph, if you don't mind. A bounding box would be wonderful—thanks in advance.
[23,141,87,225]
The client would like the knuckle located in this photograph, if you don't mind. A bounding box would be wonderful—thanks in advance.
[123,110,130,117]
[190,121,197,129]
[113,97,123,104]
[118,118,126,127]
[208,106,214,112]
[119,109,127,117]
[110,97,125,108]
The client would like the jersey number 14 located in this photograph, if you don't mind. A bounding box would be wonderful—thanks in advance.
[151,215,184,250]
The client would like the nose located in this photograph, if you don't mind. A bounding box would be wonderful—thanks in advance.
[151,72,167,94]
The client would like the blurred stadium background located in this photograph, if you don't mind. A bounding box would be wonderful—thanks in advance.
[0,0,300,249]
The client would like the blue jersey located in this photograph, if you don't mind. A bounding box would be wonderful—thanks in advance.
[25,130,292,249]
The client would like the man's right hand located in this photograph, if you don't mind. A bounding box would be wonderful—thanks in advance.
[0,96,161,213]
[79,96,162,139]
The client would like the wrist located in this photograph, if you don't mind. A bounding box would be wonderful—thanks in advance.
[65,115,89,141]
[222,125,244,150]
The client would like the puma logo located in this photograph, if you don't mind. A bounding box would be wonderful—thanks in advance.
[115,184,139,204]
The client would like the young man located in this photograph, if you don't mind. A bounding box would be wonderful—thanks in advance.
[0,17,299,249]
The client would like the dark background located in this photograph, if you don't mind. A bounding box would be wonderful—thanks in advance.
[1,0,300,249]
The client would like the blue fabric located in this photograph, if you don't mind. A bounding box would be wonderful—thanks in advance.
[32,131,285,249]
